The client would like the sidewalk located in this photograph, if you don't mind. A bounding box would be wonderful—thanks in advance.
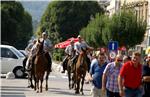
[52,61,63,72]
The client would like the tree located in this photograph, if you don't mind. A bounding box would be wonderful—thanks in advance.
[80,10,147,49]
[1,1,33,49]
[80,13,109,48]
[104,10,147,48]
[37,1,104,44]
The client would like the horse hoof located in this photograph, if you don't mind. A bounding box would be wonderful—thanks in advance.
[27,85,31,88]
[81,92,84,95]
[45,88,48,91]
[36,91,39,93]
[75,91,79,94]
[31,85,34,89]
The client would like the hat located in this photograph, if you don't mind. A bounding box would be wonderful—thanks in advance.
[42,32,47,35]
[77,35,81,38]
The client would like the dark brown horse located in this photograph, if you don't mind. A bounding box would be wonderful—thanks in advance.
[74,48,89,95]
[34,39,51,93]
[24,56,35,89]
[66,55,76,90]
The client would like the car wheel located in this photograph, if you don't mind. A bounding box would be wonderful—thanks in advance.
[13,66,24,78]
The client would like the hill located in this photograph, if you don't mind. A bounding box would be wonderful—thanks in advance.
[21,1,50,22]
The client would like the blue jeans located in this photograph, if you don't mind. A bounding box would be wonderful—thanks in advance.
[106,89,120,97]
[124,87,142,97]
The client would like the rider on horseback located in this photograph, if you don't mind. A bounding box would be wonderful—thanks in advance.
[61,39,75,73]
[72,35,93,67]
[26,31,53,72]
[40,32,53,72]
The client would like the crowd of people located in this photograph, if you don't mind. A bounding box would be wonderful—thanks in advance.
[61,35,150,97]
[24,32,150,97]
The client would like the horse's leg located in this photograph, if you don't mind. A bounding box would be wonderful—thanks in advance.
[67,66,71,89]
[27,72,31,88]
[45,71,50,91]
[40,77,43,93]
[34,75,36,91]
[36,78,39,93]
[71,72,76,90]
[30,70,34,89]
[75,75,80,94]
[80,73,86,95]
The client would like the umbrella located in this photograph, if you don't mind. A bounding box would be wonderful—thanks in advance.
[54,37,79,49]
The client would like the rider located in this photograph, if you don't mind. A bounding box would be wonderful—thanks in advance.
[25,39,37,55]
[24,39,37,70]
[61,39,75,73]
[27,32,53,71]
[40,32,53,72]
[72,35,93,66]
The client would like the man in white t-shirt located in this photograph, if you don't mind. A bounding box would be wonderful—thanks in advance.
[41,32,53,72]
[27,32,53,72]
[72,35,93,67]
[61,39,75,73]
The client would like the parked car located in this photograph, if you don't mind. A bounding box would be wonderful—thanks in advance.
[0,45,26,78]
[19,50,27,57]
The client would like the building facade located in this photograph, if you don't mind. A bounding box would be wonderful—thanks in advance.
[106,0,121,16]
[120,0,150,53]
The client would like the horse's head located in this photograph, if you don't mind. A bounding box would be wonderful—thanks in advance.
[80,47,87,56]
[36,39,44,55]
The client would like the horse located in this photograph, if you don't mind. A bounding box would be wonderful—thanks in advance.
[33,39,52,93]
[74,48,89,95]
[24,56,35,89]
[66,55,76,90]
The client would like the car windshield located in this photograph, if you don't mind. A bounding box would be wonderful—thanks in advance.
[11,47,24,58]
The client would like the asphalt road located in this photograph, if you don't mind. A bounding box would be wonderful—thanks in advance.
[1,71,92,97]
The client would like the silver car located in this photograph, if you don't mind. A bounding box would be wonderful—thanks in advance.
[0,45,26,78]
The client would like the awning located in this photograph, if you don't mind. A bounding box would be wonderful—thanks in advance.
[54,37,79,49]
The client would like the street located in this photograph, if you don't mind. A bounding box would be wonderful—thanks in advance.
[1,71,91,97]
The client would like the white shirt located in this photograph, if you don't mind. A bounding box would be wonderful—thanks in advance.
[43,39,52,52]
[40,38,52,53]
[74,41,90,55]
[65,45,74,57]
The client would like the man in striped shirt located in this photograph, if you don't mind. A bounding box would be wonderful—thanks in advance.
[102,54,123,97]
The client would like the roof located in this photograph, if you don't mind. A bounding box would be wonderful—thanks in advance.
[0,45,14,48]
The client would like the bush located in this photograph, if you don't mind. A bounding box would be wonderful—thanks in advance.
[52,49,64,61]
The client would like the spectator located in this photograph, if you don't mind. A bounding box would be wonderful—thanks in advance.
[123,55,131,64]
[142,54,150,97]
[88,53,107,97]
[118,52,142,97]
[102,54,123,97]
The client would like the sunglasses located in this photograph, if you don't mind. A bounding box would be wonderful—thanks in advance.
[117,59,122,62]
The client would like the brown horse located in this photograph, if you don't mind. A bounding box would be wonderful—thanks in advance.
[66,55,76,90]
[24,56,35,89]
[74,48,89,95]
[34,39,48,93]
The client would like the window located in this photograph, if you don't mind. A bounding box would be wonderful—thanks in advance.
[1,47,17,59]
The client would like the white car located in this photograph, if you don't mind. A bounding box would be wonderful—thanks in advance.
[0,45,26,78]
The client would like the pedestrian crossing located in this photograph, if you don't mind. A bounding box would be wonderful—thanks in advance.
[0,73,68,79]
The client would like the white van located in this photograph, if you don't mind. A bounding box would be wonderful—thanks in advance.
[0,45,26,78]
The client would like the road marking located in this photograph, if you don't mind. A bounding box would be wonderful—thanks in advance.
[49,75,56,78]
[61,76,68,79]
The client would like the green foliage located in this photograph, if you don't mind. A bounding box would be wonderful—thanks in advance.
[81,10,147,49]
[52,49,64,61]
[80,13,109,48]
[1,1,33,49]
[105,10,147,48]
[38,1,104,45]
